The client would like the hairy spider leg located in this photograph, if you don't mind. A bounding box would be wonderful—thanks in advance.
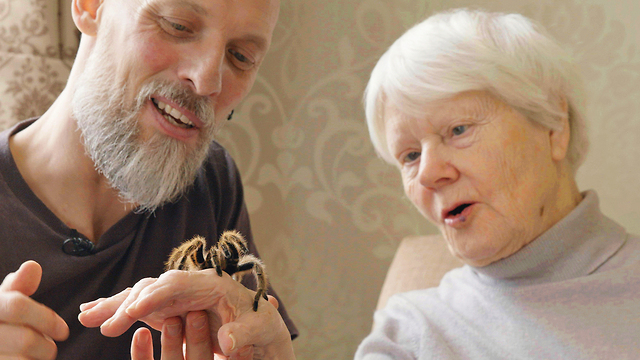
[210,250,224,276]
[238,255,269,311]
[219,240,241,275]
[165,236,207,271]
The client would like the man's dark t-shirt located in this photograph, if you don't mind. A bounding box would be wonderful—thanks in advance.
[0,120,297,359]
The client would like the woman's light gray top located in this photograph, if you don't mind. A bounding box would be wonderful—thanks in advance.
[356,191,640,359]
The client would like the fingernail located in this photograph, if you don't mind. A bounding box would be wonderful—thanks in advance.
[79,303,88,311]
[191,314,206,329]
[125,301,138,314]
[167,323,182,337]
[229,333,237,351]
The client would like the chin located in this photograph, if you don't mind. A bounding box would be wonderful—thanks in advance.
[446,233,508,267]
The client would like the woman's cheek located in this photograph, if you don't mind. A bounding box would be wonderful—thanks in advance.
[404,179,435,222]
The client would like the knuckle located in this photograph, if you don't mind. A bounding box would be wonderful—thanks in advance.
[16,328,59,360]
[15,328,41,353]
[159,270,183,282]
[3,292,29,318]
[139,277,156,285]
[134,278,155,288]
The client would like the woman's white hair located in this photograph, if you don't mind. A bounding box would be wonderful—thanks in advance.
[364,8,588,173]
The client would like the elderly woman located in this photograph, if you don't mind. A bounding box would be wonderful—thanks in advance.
[355,8,640,360]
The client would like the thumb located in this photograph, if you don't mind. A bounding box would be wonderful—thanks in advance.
[267,295,279,310]
[0,260,43,296]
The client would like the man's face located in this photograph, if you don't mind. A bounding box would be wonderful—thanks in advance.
[72,0,280,211]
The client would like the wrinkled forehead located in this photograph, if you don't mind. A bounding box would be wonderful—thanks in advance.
[120,0,280,42]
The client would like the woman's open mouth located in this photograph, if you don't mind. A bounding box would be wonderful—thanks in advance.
[443,203,475,226]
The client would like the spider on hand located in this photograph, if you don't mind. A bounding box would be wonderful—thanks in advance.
[165,230,269,311]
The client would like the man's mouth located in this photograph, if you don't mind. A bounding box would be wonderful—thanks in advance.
[151,98,195,129]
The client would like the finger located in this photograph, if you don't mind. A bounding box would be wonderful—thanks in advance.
[184,311,214,360]
[228,345,254,360]
[78,289,131,328]
[99,278,158,337]
[160,317,184,360]
[0,260,42,296]
[131,327,154,360]
[125,271,194,318]
[0,322,58,360]
[79,297,107,312]
[0,291,69,341]
[217,300,291,358]
[266,295,279,310]
[126,270,235,319]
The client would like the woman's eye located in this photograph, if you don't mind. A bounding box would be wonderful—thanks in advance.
[452,125,468,136]
[228,49,256,70]
[403,151,421,164]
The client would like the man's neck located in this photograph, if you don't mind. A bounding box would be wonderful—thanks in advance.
[8,89,135,242]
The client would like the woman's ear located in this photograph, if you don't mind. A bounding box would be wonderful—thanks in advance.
[549,96,571,162]
[72,0,103,36]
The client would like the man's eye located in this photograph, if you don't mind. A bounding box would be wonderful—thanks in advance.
[160,18,192,37]
[228,49,255,70]
[171,22,187,32]
[452,125,468,136]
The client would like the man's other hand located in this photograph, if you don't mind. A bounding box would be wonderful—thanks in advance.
[0,260,69,360]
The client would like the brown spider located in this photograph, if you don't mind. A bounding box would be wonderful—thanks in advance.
[165,230,269,311]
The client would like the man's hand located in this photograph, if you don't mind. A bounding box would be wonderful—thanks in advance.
[130,312,215,360]
[0,260,69,360]
[79,269,295,359]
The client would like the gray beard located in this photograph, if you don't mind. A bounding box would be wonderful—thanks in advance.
[72,59,218,213]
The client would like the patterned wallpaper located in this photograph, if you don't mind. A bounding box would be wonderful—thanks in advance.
[0,0,76,128]
[1,0,639,359]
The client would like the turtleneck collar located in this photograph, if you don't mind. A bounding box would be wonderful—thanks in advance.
[470,191,628,286]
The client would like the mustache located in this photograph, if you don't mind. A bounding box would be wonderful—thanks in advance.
[136,80,216,127]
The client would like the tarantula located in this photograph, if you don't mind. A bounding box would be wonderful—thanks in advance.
[165,230,268,311]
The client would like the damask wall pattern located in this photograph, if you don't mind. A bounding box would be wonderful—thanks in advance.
[0,0,76,129]
[1,0,639,359]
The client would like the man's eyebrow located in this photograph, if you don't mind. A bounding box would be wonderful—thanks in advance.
[241,34,269,51]
[177,1,209,16]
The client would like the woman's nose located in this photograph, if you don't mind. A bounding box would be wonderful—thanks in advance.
[418,145,459,190]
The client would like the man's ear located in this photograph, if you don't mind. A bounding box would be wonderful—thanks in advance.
[72,0,103,36]
[550,96,571,162]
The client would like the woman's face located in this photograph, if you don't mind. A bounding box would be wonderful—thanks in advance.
[385,91,575,266]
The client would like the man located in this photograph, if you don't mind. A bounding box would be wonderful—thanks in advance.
[0,0,296,358]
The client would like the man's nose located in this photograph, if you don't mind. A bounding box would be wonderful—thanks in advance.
[418,144,459,190]
[180,46,225,97]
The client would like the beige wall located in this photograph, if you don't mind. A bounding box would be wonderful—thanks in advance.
[1,0,639,359]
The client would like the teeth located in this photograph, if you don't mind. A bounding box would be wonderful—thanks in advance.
[179,114,192,125]
[153,98,195,127]
[170,107,182,119]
